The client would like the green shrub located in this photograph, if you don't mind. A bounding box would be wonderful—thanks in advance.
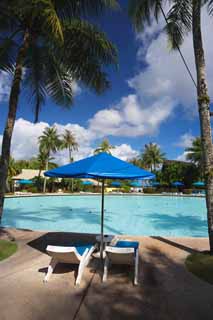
[0,240,17,261]
[183,189,193,194]
[28,186,39,193]
[186,252,213,284]
[122,185,131,193]
[143,187,156,194]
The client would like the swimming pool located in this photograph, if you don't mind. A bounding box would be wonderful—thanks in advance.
[2,195,208,237]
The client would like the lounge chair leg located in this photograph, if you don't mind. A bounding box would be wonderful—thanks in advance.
[44,258,57,282]
[103,256,109,282]
[76,260,85,286]
[134,250,139,286]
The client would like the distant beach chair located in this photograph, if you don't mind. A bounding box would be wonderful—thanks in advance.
[44,244,96,286]
[103,240,139,285]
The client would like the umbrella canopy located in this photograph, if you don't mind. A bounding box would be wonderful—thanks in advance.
[18,179,33,185]
[193,181,205,187]
[82,180,94,186]
[45,152,155,258]
[130,181,142,187]
[172,181,184,187]
[45,152,155,180]
[152,182,160,187]
[111,181,121,187]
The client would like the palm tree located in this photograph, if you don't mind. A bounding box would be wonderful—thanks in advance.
[94,139,115,154]
[37,150,49,178]
[186,137,202,166]
[0,0,118,220]
[129,0,213,252]
[7,157,19,192]
[61,130,78,163]
[61,129,79,192]
[39,127,61,192]
[129,157,145,168]
[141,143,165,172]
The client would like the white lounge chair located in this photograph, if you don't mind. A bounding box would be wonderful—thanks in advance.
[103,240,139,285]
[44,244,96,286]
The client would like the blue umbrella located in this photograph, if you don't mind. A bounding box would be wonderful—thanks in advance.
[18,179,33,185]
[130,181,142,187]
[172,181,184,187]
[152,182,160,187]
[111,181,121,187]
[82,180,94,186]
[45,152,155,258]
[193,181,205,187]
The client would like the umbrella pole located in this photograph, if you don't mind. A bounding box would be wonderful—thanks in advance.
[100,179,105,261]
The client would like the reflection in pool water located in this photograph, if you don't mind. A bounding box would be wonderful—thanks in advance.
[3,195,207,237]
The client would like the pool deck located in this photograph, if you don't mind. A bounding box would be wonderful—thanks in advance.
[0,228,213,320]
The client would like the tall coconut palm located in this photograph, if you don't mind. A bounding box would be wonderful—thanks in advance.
[7,157,19,192]
[129,0,213,252]
[141,143,165,172]
[0,0,118,220]
[61,129,79,192]
[39,126,61,192]
[37,150,49,178]
[186,137,203,167]
[94,139,115,154]
[61,130,78,163]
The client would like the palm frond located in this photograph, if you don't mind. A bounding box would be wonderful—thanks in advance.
[59,19,117,93]
[31,0,64,43]
[53,0,119,18]
[45,55,73,107]
[0,1,20,32]
[24,44,47,122]
[63,20,117,66]
[128,0,163,31]
[207,0,213,14]
[165,0,192,49]
[0,37,16,73]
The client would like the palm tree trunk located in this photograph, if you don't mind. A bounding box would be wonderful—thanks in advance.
[0,31,30,222]
[69,146,72,163]
[69,146,74,192]
[192,0,213,252]
[43,160,48,193]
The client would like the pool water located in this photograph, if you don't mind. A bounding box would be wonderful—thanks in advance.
[2,195,208,237]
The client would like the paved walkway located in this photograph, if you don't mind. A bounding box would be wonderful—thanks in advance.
[0,228,213,320]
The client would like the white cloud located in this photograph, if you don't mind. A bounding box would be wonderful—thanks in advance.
[111,144,139,161]
[175,132,196,161]
[176,151,189,162]
[89,94,175,137]
[0,71,11,102]
[0,118,139,164]
[72,81,81,96]
[175,132,195,148]
[10,118,49,160]
[129,28,196,114]
[87,7,213,140]
[129,8,213,118]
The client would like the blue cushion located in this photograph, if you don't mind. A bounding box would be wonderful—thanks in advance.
[115,241,139,253]
[75,244,92,256]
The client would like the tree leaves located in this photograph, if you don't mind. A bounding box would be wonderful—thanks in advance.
[165,0,192,49]
[1,1,118,122]
[129,0,163,31]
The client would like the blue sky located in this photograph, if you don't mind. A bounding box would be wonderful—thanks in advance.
[0,2,212,164]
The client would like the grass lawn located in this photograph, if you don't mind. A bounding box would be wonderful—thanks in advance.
[186,252,213,285]
[0,239,17,261]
